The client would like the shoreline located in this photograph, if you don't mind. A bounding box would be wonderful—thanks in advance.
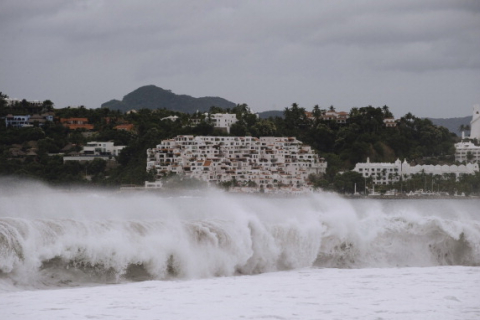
[342,194,479,200]
[117,187,480,200]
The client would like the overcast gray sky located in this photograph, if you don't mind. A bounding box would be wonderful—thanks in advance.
[1,0,479,118]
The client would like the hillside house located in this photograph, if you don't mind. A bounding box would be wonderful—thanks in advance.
[383,118,398,127]
[63,141,125,163]
[320,108,349,124]
[60,118,94,130]
[191,113,238,133]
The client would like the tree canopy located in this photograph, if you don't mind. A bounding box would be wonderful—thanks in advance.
[1,98,467,192]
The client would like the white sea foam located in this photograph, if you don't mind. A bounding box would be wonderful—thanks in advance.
[1,178,479,290]
[3,267,480,320]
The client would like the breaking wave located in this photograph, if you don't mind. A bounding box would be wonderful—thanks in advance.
[1,179,479,290]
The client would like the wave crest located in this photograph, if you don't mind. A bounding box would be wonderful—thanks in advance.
[1,185,479,289]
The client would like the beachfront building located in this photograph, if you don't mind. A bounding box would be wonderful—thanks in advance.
[146,135,327,192]
[353,158,402,184]
[354,158,479,184]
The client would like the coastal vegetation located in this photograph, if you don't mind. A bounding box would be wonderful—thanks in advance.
[2,90,480,195]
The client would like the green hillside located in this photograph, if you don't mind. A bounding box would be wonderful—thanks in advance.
[101,85,236,113]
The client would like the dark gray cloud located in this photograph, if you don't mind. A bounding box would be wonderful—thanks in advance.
[0,0,479,118]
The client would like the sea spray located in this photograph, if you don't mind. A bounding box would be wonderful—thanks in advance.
[1,179,480,289]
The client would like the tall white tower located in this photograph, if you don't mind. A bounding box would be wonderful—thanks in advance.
[470,104,480,140]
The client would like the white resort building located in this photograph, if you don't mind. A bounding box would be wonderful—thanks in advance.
[146,135,327,192]
[353,158,479,184]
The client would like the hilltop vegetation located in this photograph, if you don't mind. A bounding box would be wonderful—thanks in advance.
[101,85,236,114]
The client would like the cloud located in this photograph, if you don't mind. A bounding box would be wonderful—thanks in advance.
[0,0,478,117]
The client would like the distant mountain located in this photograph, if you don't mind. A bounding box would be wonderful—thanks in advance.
[428,116,471,137]
[101,85,236,113]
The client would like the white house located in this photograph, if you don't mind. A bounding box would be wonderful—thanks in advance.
[383,118,398,127]
[4,115,30,128]
[82,141,125,156]
[63,141,126,162]
[210,113,237,133]
[190,113,238,133]
[321,108,349,124]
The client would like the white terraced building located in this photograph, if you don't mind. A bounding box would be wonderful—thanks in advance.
[146,135,327,191]
[354,158,479,184]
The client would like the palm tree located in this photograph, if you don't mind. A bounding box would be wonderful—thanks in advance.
[382,105,393,118]
[350,107,359,117]
[313,105,321,119]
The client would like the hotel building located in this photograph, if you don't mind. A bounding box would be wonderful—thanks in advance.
[146,135,327,192]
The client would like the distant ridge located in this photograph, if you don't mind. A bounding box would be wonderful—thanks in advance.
[428,116,470,137]
[101,85,236,113]
[257,110,284,119]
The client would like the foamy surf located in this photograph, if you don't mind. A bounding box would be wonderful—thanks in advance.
[1,179,479,290]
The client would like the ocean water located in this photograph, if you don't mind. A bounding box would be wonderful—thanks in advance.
[1,179,479,319]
